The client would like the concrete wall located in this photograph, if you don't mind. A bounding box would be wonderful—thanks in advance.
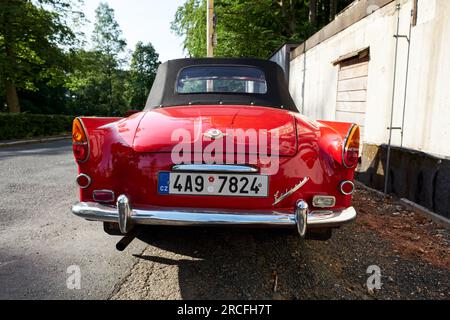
[288,0,450,218]
[289,0,450,159]
[357,143,450,218]
[269,43,300,82]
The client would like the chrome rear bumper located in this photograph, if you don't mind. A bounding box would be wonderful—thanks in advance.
[72,195,356,236]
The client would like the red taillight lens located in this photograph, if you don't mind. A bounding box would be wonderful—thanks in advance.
[72,118,89,162]
[342,125,360,168]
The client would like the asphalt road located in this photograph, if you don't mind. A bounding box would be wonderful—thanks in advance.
[0,140,146,299]
[0,140,448,300]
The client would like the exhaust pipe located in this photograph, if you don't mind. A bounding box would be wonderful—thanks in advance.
[116,227,139,251]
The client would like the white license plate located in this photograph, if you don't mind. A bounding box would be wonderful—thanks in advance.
[158,172,268,197]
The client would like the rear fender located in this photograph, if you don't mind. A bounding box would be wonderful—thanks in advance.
[316,120,355,167]
[78,117,123,135]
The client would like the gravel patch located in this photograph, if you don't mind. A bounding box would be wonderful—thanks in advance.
[111,186,450,300]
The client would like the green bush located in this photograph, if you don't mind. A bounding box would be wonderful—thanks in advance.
[0,113,74,140]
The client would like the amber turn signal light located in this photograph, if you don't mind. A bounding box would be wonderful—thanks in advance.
[342,124,360,168]
[72,118,87,143]
[72,118,89,162]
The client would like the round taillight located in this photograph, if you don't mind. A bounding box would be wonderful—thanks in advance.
[76,174,91,189]
[340,180,355,195]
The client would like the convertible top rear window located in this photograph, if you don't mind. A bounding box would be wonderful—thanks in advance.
[144,58,298,112]
[177,66,267,94]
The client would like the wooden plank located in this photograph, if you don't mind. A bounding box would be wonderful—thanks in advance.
[338,64,368,80]
[337,77,368,91]
[339,59,369,70]
[335,110,366,126]
[336,101,367,113]
[337,90,366,102]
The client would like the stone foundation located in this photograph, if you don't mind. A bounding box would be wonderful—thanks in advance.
[356,143,450,219]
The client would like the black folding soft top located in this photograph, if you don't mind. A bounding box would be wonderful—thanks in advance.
[144,58,298,112]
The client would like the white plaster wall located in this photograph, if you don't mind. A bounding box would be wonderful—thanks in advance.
[289,0,450,158]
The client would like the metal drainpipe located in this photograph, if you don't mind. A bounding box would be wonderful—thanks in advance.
[400,10,413,147]
[384,2,401,194]
[302,44,306,114]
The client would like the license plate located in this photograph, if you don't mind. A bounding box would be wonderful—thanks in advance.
[158,172,268,197]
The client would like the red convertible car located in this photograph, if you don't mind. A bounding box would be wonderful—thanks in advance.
[72,58,359,248]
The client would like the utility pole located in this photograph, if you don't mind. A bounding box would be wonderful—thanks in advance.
[206,0,214,57]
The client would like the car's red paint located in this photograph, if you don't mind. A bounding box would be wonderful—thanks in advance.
[74,105,356,212]
[132,105,297,156]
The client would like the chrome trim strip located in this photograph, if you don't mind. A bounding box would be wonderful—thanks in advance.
[76,174,91,189]
[73,201,294,226]
[307,207,356,227]
[273,177,309,205]
[172,164,259,173]
[72,198,356,228]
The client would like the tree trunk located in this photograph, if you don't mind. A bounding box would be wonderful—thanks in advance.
[330,0,338,21]
[5,79,20,113]
[309,0,317,26]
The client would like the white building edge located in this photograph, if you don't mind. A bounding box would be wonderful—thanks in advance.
[284,0,449,218]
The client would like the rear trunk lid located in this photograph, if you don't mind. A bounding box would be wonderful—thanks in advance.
[131,105,297,156]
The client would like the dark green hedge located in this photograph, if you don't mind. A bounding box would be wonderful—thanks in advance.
[0,113,74,140]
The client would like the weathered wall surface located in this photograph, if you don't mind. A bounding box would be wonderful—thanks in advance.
[289,0,450,158]
[269,43,299,82]
[357,143,450,218]
[289,0,450,218]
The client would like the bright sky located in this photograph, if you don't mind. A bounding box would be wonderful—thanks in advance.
[81,0,186,62]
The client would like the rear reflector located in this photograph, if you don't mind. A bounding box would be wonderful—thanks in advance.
[93,190,115,203]
[76,174,91,189]
[340,180,355,195]
[312,195,336,208]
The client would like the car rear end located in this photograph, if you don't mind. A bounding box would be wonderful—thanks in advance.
[71,106,359,239]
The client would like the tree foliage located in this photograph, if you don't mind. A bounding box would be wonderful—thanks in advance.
[126,42,160,109]
[0,0,352,118]
[172,0,353,58]
[0,1,160,117]
[89,2,127,115]
[65,3,159,116]
[0,0,83,112]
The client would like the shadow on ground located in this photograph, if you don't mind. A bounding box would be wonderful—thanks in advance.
[112,203,449,300]
[127,225,371,300]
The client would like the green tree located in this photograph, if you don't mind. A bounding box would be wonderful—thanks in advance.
[172,0,310,58]
[171,0,207,58]
[0,0,82,113]
[91,2,127,115]
[66,50,107,115]
[172,0,353,58]
[126,41,160,109]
